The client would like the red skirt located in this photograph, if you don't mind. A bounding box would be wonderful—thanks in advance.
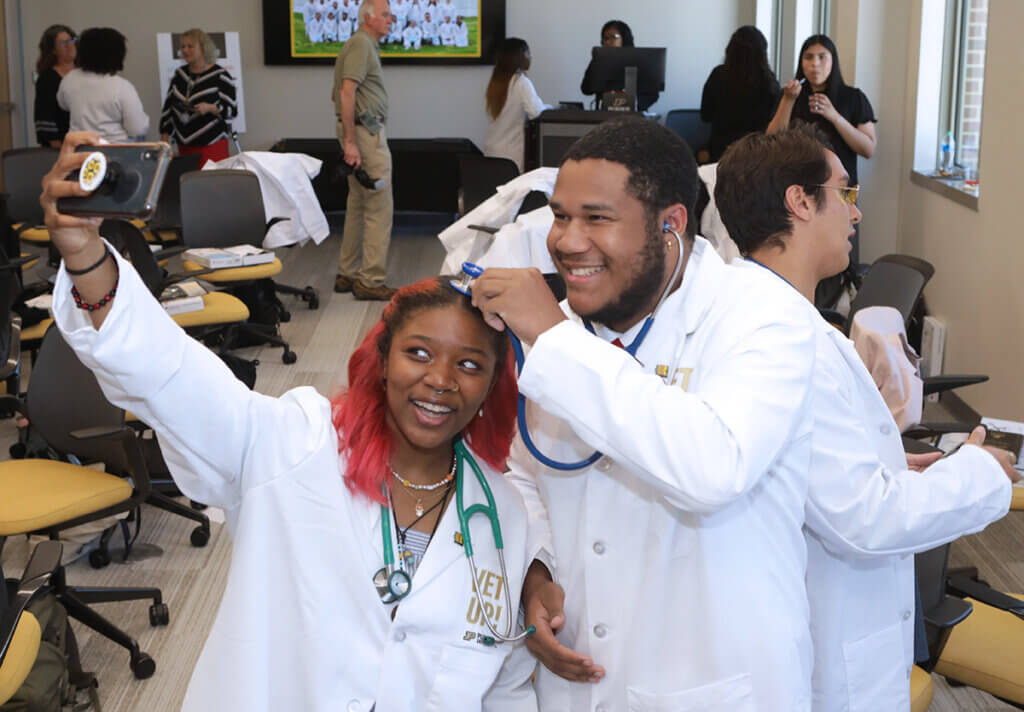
[179,138,230,167]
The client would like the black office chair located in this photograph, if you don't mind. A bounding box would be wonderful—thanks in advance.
[665,110,711,163]
[1,148,58,245]
[457,154,520,216]
[0,327,167,679]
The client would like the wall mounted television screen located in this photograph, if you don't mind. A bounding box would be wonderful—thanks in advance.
[263,0,506,65]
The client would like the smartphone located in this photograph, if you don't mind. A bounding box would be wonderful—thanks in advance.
[57,142,171,221]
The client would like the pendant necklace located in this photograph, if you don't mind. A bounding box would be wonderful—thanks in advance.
[391,455,457,517]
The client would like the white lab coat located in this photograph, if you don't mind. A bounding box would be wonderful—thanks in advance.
[53,248,540,712]
[484,74,549,172]
[800,300,1011,712]
[454,22,469,47]
[507,237,817,711]
[439,20,456,45]
[403,25,423,50]
[203,151,330,248]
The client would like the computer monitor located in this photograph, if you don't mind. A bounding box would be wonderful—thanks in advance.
[588,46,667,110]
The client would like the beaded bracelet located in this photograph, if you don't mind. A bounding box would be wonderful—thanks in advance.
[71,278,118,312]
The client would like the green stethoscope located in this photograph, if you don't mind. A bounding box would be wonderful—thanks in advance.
[372,438,535,645]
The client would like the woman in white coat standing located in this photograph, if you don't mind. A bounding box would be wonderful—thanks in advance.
[41,132,540,712]
[484,38,549,172]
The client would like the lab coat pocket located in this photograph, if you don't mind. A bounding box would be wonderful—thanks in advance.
[626,673,754,711]
[425,643,505,712]
[842,622,909,712]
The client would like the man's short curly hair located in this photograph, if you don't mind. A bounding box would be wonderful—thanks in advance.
[561,115,699,238]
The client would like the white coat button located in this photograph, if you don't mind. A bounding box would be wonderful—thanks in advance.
[880,424,892,435]
[593,624,607,638]
[593,541,605,555]
[394,631,406,642]
[596,457,613,472]
[347,701,361,712]
[903,610,912,621]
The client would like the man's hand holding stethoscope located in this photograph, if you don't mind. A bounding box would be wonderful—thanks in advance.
[469,267,566,344]
[522,562,605,683]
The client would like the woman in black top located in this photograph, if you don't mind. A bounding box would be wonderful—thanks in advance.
[34,24,77,147]
[767,34,876,187]
[700,26,780,162]
[159,28,237,166]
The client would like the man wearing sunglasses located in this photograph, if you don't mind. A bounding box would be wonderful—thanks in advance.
[715,124,1018,712]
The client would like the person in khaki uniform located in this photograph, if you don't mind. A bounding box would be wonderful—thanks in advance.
[333,0,396,300]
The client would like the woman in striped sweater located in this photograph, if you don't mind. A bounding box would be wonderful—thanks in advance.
[160,28,237,166]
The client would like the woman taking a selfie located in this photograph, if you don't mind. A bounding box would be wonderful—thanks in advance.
[42,132,540,712]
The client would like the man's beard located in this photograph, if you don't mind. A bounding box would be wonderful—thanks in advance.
[584,215,667,329]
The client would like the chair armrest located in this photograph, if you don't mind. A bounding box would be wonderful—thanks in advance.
[922,374,989,396]
[0,541,62,665]
[466,224,500,235]
[152,246,187,261]
[266,216,291,233]
[164,268,223,283]
[923,596,973,630]
[947,575,1024,619]
[0,256,37,272]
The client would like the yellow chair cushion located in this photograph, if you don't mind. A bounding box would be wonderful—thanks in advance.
[15,225,50,244]
[0,460,132,536]
[1011,487,1024,511]
[910,665,933,712]
[0,612,41,704]
[181,257,283,282]
[935,593,1024,703]
[20,318,53,344]
[171,291,250,328]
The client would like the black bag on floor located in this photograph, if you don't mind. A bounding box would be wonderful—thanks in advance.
[0,585,100,712]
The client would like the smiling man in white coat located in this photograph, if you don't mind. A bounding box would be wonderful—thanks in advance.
[470,115,818,711]
[714,125,1018,712]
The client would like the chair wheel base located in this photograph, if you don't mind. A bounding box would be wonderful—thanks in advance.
[149,602,170,627]
[190,526,210,547]
[282,350,297,364]
[280,310,292,323]
[131,651,156,679]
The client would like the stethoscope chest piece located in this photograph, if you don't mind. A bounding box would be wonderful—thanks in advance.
[373,566,411,603]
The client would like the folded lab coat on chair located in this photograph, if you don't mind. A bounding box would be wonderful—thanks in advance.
[52,246,539,712]
[204,151,331,248]
[795,287,1011,712]
[506,238,818,712]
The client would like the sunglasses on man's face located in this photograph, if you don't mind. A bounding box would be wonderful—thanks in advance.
[813,184,860,206]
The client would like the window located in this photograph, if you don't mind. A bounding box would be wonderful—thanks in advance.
[942,0,988,171]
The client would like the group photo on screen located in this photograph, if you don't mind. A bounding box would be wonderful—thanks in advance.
[292,0,479,58]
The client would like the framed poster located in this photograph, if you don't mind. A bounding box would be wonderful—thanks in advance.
[263,0,506,65]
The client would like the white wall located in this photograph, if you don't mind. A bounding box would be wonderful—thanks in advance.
[11,0,754,151]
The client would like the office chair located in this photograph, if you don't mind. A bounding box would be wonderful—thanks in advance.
[1,148,58,246]
[144,153,203,245]
[180,169,318,313]
[179,170,315,363]
[0,541,61,705]
[0,324,166,679]
[457,154,520,216]
[665,110,712,164]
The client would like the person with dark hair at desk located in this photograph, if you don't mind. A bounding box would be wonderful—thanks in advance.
[484,38,549,172]
[579,20,657,111]
[700,25,780,162]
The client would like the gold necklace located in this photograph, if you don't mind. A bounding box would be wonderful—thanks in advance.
[391,456,457,517]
